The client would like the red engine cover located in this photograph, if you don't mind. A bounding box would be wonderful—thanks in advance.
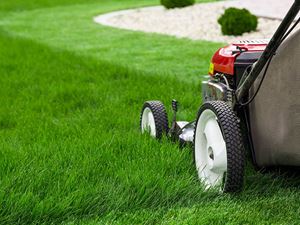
[209,40,268,76]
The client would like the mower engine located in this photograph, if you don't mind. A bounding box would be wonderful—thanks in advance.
[202,40,268,104]
[163,40,271,145]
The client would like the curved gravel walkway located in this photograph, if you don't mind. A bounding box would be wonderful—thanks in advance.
[94,0,293,43]
[94,1,284,43]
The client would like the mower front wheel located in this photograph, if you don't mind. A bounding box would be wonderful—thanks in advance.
[194,101,245,193]
[140,101,169,139]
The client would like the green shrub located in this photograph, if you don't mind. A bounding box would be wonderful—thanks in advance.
[218,7,258,36]
[160,0,195,9]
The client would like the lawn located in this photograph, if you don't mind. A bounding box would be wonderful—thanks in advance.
[0,0,300,224]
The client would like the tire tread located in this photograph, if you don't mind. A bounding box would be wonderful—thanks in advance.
[194,101,245,193]
[140,101,169,139]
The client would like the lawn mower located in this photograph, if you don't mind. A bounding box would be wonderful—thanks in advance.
[140,0,300,193]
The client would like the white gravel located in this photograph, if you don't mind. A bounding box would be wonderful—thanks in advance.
[94,1,283,43]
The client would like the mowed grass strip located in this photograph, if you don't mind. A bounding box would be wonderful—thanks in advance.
[0,0,221,81]
[0,30,206,224]
[0,0,218,12]
[0,0,300,224]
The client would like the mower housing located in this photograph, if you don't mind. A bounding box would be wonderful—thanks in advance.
[249,29,300,167]
[209,40,268,76]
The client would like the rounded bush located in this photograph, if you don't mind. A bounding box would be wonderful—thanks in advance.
[218,7,258,36]
[160,0,195,9]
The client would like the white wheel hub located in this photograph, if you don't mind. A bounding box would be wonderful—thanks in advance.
[141,107,156,137]
[195,109,227,189]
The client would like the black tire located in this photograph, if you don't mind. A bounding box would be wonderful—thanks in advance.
[194,101,245,193]
[140,101,169,139]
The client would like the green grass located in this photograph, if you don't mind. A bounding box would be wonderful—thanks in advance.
[0,0,217,12]
[0,0,300,224]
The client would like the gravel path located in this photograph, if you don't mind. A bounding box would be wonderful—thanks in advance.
[94,1,293,43]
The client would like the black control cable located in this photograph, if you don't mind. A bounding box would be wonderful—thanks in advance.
[238,16,300,107]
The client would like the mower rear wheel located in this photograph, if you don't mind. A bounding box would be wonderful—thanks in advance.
[140,101,169,139]
[194,101,245,193]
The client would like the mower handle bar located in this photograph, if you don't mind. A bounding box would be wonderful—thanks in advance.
[235,0,300,104]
